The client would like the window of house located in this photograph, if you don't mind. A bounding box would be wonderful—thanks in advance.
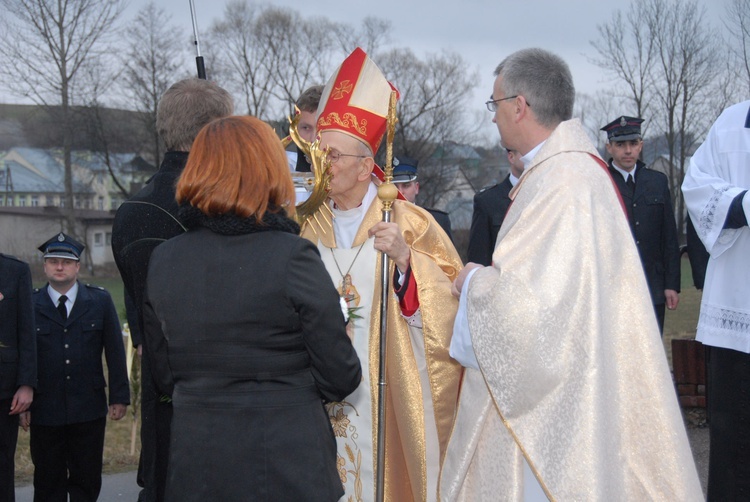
[106,232,112,246]
[97,196,104,210]
[31,195,39,207]
[94,233,103,246]
[18,196,26,207]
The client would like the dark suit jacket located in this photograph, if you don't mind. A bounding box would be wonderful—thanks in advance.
[467,175,514,266]
[111,151,189,347]
[32,282,130,426]
[0,254,36,400]
[608,160,681,304]
[143,214,361,501]
[426,208,453,241]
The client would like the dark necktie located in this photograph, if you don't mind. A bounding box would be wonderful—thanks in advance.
[57,295,68,321]
[626,173,635,190]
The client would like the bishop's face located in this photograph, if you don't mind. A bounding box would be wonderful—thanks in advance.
[319,131,373,207]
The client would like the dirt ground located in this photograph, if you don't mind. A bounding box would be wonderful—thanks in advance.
[684,407,709,497]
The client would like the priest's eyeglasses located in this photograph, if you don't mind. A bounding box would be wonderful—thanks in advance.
[485,95,531,112]
[327,150,369,163]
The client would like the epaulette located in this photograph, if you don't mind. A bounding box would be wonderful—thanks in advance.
[85,283,106,291]
[478,184,499,194]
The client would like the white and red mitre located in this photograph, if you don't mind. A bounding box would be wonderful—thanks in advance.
[316,47,399,154]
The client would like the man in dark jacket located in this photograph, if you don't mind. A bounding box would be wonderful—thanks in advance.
[601,116,681,333]
[0,253,36,502]
[467,148,525,265]
[110,78,233,502]
[27,233,129,501]
[391,155,453,240]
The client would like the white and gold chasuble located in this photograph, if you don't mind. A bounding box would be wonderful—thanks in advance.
[440,119,703,501]
[302,182,462,502]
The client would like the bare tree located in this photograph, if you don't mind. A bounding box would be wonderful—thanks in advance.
[122,2,187,169]
[377,48,479,208]
[590,3,657,119]
[0,0,126,234]
[647,0,727,235]
[207,0,276,117]
[574,90,629,150]
[255,8,336,112]
[724,0,750,95]
[333,16,393,56]
[590,0,728,240]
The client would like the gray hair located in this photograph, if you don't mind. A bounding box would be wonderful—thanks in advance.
[494,48,574,128]
[156,78,234,152]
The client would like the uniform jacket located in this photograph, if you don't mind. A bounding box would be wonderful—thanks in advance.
[32,282,129,426]
[426,207,453,241]
[467,174,514,266]
[608,160,681,304]
[111,151,189,346]
[0,254,36,400]
[143,208,361,501]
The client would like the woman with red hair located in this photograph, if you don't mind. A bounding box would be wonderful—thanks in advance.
[142,115,361,501]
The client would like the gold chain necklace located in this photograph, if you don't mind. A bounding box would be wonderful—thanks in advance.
[330,242,367,290]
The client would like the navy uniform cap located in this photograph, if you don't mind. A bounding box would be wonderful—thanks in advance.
[392,155,418,184]
[601,116,644,142]
[38,232,85,261]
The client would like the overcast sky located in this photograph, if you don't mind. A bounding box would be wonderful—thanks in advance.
[130,0,724,100]
[1,0,725,141]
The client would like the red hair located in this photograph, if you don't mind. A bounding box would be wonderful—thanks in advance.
[176,115,295,220]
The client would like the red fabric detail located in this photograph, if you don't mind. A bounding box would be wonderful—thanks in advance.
[589,153,627,216]
[316,48,396,154]
[395,266,419,316]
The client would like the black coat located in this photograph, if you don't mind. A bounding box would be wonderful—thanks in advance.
[32,282,130,426]
[426,207,453,241]
[143,209,361,502]
[467,175,514,266]
[0,254,36,400]
[111,151,189,347]
[608,160,681,304]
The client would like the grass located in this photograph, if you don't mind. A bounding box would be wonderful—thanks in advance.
[15,260,701,485]
[663,256,702,366]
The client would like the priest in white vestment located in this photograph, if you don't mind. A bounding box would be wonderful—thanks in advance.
[440,48,703,502]
[301,47,463,502]
[682,100,750,500]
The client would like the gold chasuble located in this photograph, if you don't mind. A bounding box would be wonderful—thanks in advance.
[439,119,703,501]
[302,193,463,502]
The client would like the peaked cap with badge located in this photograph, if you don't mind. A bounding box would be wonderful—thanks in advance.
[37,232,85,261]
[601,116,644,142]
[316,47,399,154]
[391,155,419,184]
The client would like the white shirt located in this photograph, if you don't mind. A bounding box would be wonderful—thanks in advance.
[48,282,78,315]
[610,162,637,181]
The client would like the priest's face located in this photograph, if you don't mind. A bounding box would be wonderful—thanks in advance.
[606,139,643,171]
[319,131,374,206]
[491,76,517,151]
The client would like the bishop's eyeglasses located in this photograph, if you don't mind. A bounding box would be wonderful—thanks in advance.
[327,150,370,163]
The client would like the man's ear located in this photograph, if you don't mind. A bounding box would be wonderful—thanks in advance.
[358,156,375,181]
